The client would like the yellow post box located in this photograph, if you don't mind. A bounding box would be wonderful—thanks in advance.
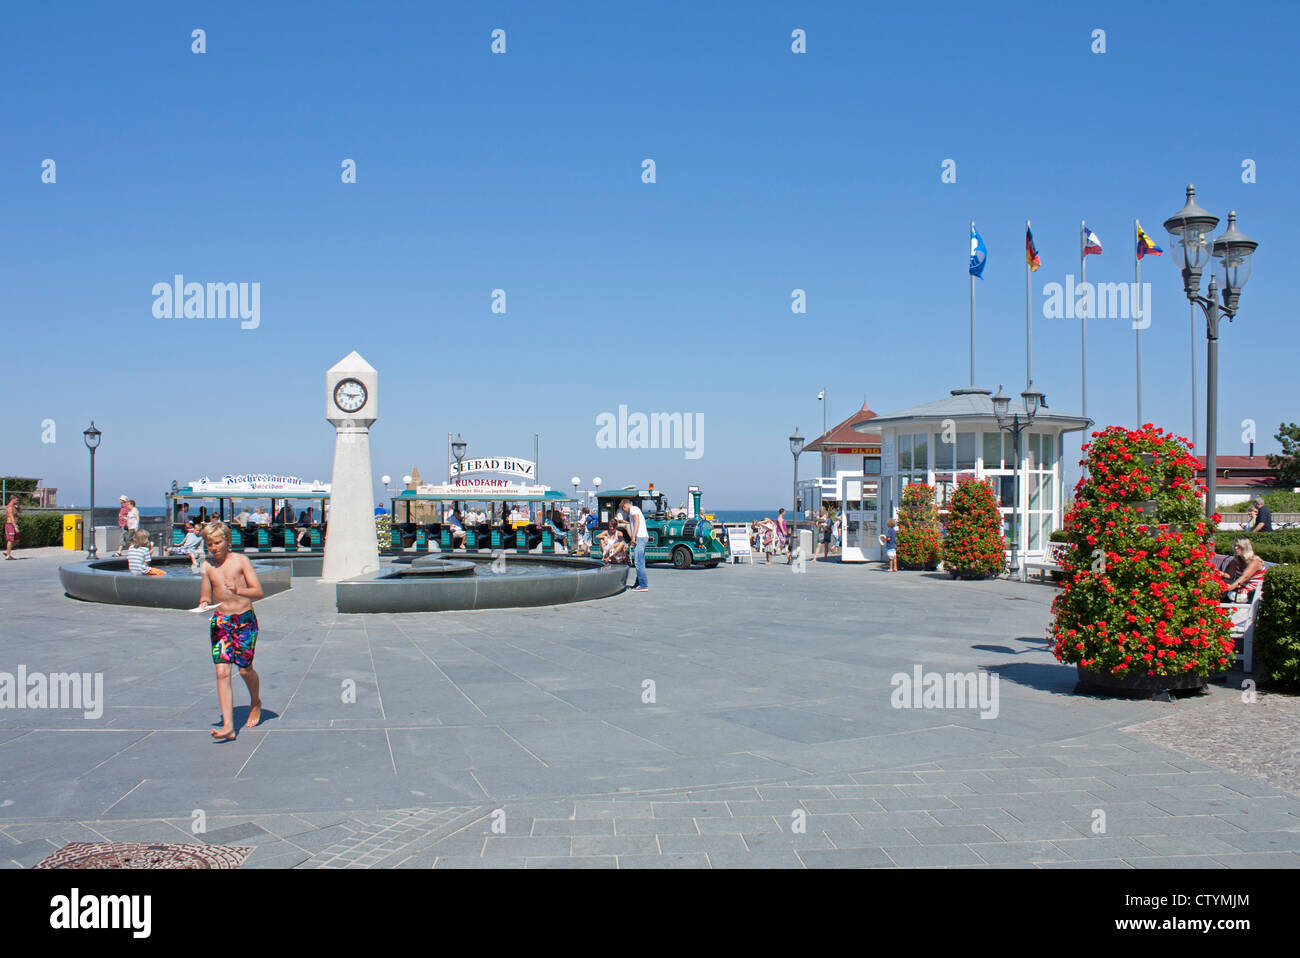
[62,513,83,550]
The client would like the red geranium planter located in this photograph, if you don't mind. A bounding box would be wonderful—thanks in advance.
[1050,424,1233,690]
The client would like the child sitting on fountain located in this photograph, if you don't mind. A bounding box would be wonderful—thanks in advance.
[199,521,264,740]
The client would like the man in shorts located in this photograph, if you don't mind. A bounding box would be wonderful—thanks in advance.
[4,496,20,559]
[199,522,265,740]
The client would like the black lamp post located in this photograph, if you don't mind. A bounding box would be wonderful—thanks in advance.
[993,384,1042,581]
[1163,185,1258,520]
[789,428,804,518]
[83,422,102,558]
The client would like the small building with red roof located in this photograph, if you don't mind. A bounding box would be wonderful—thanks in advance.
[796,402,882,521]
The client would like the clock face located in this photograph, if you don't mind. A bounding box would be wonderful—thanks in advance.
[333,377,368,413]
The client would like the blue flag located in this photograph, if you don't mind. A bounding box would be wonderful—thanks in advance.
[969,225,987,278]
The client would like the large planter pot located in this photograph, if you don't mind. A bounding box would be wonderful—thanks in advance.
[1076,664,1207,693]
[949,569,995,580]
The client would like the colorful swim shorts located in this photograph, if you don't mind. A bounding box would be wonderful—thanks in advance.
[210,609,258,668]
[4,523,17,543]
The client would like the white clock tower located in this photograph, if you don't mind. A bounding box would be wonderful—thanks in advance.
[322,351,380,582]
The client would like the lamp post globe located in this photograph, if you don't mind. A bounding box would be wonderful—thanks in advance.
[991,385,1011,427]
[1021,384,1043,422]
[1211,211,1258,312]
[1163,184,1220,297]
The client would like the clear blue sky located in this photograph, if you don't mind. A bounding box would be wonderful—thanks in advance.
[3,0,1295,508]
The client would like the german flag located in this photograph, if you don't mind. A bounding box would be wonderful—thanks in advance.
[1026,226,1041,272]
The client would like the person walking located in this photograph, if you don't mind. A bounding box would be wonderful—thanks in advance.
[126,499,140,553]
[884,517,898,572]
[818,509,833,560]
[4,496,21,559]
[114,495,131,555]
[621,498,650,591]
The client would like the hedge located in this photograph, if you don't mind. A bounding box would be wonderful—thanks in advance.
[1221,489,1300,513]
[1213,531,1300,565]
[10,511,65,548]
[1255,564,1300,689]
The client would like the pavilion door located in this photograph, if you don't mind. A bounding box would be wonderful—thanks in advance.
[841,478,878,563]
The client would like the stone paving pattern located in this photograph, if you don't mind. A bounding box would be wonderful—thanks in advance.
[2,549,1297,868]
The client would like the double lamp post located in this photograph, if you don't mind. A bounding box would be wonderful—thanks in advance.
[1162,185,1258,520]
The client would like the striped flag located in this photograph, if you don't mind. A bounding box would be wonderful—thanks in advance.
[1083,223,1103,256]
[1136,221,1163,259]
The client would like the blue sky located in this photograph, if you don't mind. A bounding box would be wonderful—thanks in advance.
[3,0,1295,508]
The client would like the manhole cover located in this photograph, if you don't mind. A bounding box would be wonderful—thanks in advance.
[34,842,253,869]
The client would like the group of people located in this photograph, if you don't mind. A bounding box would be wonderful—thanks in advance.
[438,503,573,552]
[749,508,799,565]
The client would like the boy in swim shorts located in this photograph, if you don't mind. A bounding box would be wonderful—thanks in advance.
[199,522,265,740]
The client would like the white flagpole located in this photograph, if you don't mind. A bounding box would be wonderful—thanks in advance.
[970,221,976,387]
[1026,220,1032,389]
[1080,220,1088,421]
[1135,219,1143,427]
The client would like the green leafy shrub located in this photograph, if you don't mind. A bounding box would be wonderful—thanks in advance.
[1221,489,1300,513]
[941,476,1006,578]
[1255,564,1300,690]
[897,483,941,569]
[1213,531,1300,565]
[13,511,65,548]
[1051,424,1233,678]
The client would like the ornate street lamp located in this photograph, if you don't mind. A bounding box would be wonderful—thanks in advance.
[83,422,102,558]
[1163,185,1258,519]
[451,434,468,480]
[992,385,1041,581]
[789,428,804,519]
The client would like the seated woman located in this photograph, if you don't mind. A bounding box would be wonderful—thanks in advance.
[126,530,166,576]
[599,520,629,565]
[1221,538,1266,602]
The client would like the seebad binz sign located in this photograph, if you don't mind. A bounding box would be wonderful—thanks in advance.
[448,457,536,480]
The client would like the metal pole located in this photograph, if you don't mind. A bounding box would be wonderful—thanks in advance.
[1205,280,1220,520]
[1189,302,1198,453]
[1012,422,1021,580]
[969,273,976,387]
[1135,219,1142,427]
[792,451,798,519]
[1080,220,1088,420]
[87,448,97,559]
[1026,220,1032,390]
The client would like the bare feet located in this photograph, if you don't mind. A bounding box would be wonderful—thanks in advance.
[210,726,236,741]
[245,702,262,728]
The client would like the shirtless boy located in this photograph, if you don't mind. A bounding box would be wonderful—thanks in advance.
[199,521,264,740]
[4,496,19,559]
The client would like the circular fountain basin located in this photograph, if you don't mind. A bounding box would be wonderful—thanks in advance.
[59,555,292,609]
[335,553,627,613]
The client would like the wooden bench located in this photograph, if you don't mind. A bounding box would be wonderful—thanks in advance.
[1025,541,1074,581]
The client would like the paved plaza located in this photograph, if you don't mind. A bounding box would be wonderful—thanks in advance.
[2,549,1298,869]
